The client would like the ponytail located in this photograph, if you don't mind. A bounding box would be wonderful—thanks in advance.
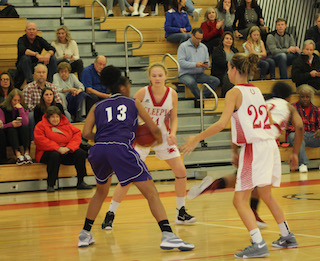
[230,53,259,76]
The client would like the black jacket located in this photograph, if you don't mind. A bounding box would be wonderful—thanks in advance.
[211,45,239,81]
[232,5,263,31]
[305,25,320,52]
[291,54,320,90]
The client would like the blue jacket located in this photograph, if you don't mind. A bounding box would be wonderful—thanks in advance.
[164,8,191,38]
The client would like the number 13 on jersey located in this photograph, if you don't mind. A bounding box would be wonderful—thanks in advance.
[106,105,127,122]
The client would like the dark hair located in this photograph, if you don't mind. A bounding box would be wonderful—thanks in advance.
[271,81,292,99]
[216,0,235,14]
[192,28,203,35]
[0,72,14,97]
[240,0,258,8]
[40,87,56,113]
[171,0,187,11]
[276,17,287,24]
[220,31,234,46]
[46,105,62,119]
[230,53,259,75]
[100,65,129,94]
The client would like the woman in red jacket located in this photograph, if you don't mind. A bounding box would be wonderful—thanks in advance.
[34,106,92,192]
[201,7,224,55]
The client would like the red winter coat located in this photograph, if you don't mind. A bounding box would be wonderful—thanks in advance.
[201,20,224,41]
[34,114,81,163]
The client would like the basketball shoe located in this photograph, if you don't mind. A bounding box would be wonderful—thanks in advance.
[272,233,298,248]
[252,208,268,229]
[234,240,269,259]
[187,176,214,200]
[175,206,196,224]
[101,211,114,230]
[160,231,195,251]
[78,229,95,247]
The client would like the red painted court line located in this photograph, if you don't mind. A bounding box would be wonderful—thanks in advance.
[0,179,319,211]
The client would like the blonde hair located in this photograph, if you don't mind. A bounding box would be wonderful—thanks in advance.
[204,7,218,22]
[247,26,262,50]
[57,62,72,72]
[230,53,259,76]
[0,89,27,111]
[55,25,73,46]
[303,39,316,50]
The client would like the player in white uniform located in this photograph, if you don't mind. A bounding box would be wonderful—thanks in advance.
[181,54,299,259]
[101,63,196,230]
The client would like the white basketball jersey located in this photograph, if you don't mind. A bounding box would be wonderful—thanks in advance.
[231,84,274,145]
[266,97,290,139]
[140,85,173,135]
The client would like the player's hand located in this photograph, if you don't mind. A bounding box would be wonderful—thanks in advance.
[167,134,177,145]
[232,151,239,168]
[180,136,198,155]
[288,153,298,171]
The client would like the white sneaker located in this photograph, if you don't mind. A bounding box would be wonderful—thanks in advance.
[107,10,114,17]
[299,164,308,173]
[131,10,139,16]
[78,229,95,247]
[187,176,213,200]
[192,8,202,22]
[160,232,195,251]
[140,12,149,17]
[122,10,130,16]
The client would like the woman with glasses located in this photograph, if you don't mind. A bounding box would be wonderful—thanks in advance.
[0,72,15,104]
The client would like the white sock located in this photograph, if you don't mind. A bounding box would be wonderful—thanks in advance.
[133,3,139,12]
[139,5,146,14]
[176,197,185,210]
[249,228,263,244]
[278,221,290,237]
[108,200,120,213]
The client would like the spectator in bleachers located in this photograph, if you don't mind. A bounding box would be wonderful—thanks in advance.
[185,0,202,22]
[286,84,320,173]
[81,55,110,114]
[164,0,192,44]
[266,18,300,79]
[178,28,220,107]
[34,106,92,192]
[0,72,15,103]
[0,89,32,165]
[23,64,63,139]
[211,31,238,97]
[233,0,265,39]
[292,40,320,90]
[53,62,87,122]
[102,0,130,16]
[305,13,320,54]
[0,126,15,164]
[34,87,65,125]
[243,26,275,80]
[149,0,170,16]
[51,25,84,79]
[16,22,57,88]
[201,7,224,55]
[125,0,149,17]
[216,0,235,32]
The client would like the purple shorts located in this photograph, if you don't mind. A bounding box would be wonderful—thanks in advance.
[88,142,152,186]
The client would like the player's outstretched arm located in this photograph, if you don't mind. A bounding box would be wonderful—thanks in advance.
[135,99,162,145]
[82,105,96,141]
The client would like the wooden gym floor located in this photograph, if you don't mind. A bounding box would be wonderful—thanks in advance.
[0,170,320,261]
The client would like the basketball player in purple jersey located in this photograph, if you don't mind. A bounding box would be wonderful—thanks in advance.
[78,66,195,251]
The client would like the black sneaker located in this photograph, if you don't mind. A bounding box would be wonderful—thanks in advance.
[175,206,196,224]
[47,186,55,192]
[77,181,92,190]
[102,211,115,230]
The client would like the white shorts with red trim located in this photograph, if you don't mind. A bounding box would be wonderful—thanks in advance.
[235,139,281,191]
[135,134,181,161]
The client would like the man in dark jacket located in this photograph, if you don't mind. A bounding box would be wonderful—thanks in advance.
[16,22,57,86]
[292,40,320,90]
[305,14,320,53]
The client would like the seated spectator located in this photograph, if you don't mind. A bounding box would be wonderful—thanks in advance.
[292,40,320,90]
[23,64,64,139]
[16,22,57,88]
[211,31,238,97]
[102,0,130,16]
[243,26,275,80]
[34,87,65,125]
[201,7,224,55]
[0,72,15,103]
[34,106,92,192]
[164,0,191,44]
[125,0,149,17]
[305,13,320,54]
[266,18,300,79]
[53,62,87,122]
[287,84,320,173]
[51,25,84,79]
[178,28,220,107]
[81,55,110,114]
[148,0,170,16]
[216,0,235,32]
[185,0,202,22]
[233,0,265,39]
[0,125,15,164]
[0,89,32,165]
